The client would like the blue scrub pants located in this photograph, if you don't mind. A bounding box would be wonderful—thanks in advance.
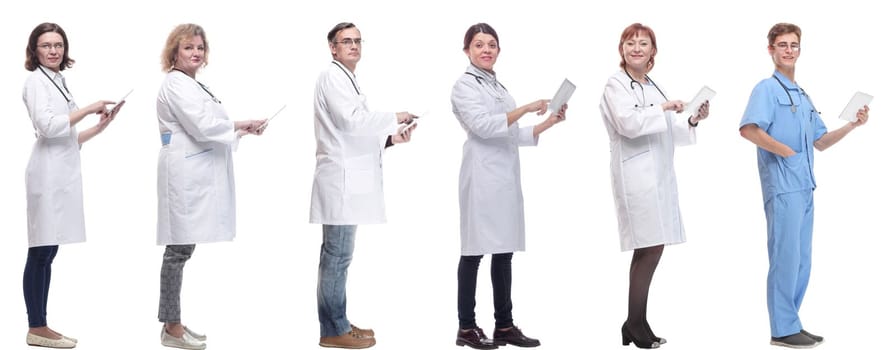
[764,189,814,337]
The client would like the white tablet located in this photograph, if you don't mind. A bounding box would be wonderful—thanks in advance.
[684,86,715,117]
[838,91,872,122]
[548,78,576,117]
[109,88,133,115]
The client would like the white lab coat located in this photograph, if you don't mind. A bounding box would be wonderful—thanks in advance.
[599,70,695,251]
[23,67,85,247]
[156,71,238,245]
[451,65,537,256]
[310,61,398,225]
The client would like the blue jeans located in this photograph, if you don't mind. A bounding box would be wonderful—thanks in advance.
[318,225,357,337]
[23,245,59,327]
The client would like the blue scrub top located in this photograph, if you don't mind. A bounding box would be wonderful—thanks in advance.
[740,71,828,203]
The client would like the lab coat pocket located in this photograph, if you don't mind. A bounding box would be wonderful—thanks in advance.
[620,135,651,162]
[183,145,215,204]
[343,154,378,195]
[621,150,656,197]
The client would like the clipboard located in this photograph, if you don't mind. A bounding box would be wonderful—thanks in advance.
[838,91,872,122]
[547,79,576,116]
[684,86,715,117]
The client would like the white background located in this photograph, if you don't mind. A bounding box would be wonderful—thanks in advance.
[0,1,892,349]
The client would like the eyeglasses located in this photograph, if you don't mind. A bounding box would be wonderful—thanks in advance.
[335,38,363,46]
[37,43,65,51]
[774,42,800,51]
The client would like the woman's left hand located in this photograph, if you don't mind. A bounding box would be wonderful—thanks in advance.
[95,112,114,133]
[392,122,417,144]
[691,101,710,124]
[235,119,265,136]
[548,103,568,124]
[852,105,870,126]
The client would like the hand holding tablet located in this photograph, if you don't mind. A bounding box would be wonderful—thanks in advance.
[684,86,715,117]
[548,79,576,117]
[108,88,133,116]
[399,118,417,135]
[838,92,873,122]
[258,104,287,131]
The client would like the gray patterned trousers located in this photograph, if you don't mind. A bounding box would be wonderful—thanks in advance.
[158,244,195,323]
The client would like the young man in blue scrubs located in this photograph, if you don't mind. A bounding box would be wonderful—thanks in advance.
[739,23,870,349]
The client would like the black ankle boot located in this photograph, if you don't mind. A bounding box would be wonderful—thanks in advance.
[644,320,666,344]
[621,322,660,349]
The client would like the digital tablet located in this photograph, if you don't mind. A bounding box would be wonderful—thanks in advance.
[838,91,873,122]
[684,86,715,117]
[547,79,576,117]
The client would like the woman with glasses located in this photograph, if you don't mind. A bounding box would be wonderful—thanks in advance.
[21,22,123,349]
[155,23,264,350]
[739,22,869,349]
[450,22,566,350]
[598,23,709,349]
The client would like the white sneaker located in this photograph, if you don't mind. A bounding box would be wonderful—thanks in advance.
[26,333,76,348]
[161,326,206,350]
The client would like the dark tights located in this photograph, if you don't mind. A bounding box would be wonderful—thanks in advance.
[626,244,664,341]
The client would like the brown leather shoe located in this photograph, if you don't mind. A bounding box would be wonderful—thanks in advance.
[494,325,540,347]
[456,327,498,349]
[319,330,375,349]
[350,324,374,338]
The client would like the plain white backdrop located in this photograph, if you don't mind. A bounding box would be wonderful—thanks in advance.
[0,1,891,349]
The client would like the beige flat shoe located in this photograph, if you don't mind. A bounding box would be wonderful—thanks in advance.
[26,333,76,348]
[60,335,77,343]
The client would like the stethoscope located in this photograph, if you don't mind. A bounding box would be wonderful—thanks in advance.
[171,68,222,104]
[624,68,667,108]
[772,74,819,115]
[38,66,73,104]
[465,70,508,102]
[333,60,361,95]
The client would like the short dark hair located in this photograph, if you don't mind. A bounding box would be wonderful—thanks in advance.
[25,22,75,71]
[767,23,801,47]
[328,22,356,43]
[463,23,499,51]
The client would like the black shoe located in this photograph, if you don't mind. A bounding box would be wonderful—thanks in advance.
[493,325,540,347]
[457,327,498,350]
[644,321,667,345]
[800,329,824,344]
[621,322,659,349]
[770,332,818,349]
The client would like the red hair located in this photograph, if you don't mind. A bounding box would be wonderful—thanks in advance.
[617,23,657,71]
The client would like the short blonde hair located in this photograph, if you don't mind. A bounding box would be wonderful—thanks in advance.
[161,23,208,72]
